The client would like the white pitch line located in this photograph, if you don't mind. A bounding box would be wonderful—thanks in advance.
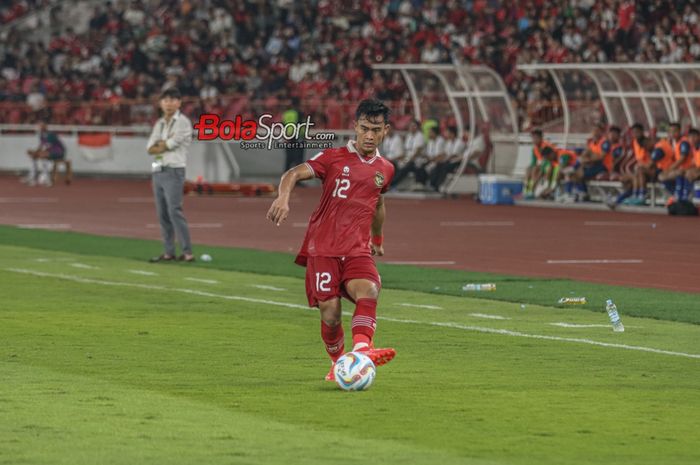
[5,267,700,360]
[469,313,510,320]
[386,260,456,266]
[550,322,612,328]
[127,269,158,276]
[550,322,641,329]
[398,303,443,310]
[440,221,514,227]
[185,277,219,285]
[0,197,58,203]
[146,223,223,229]
[17,223,71,230]
[547,259,643,264]
[250,284,287,292]
[70,263,98,270]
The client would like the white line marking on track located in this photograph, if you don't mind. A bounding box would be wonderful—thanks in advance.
[17,223,71,230]
[184,277,219,285]
[546,259,643,264]
[398,303,443,310]
[0,197,58,203]
[127,270,158,276]
[70,263,98,270]
[146,223,222,229]
[440,221,514,227]
[385,260,456,266]
[6,268,699,360]
[469,313,510,320]
[584,221,653,226]
[250,284,286,291]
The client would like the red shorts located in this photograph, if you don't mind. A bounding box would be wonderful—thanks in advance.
[304,255,381,307]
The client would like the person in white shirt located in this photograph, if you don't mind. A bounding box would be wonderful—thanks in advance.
[430,124,490,191]
[419,126,446,187]
[381,130,404,169]
[146,88,194,263]
[429,126,464,190]
[391,120,425,188]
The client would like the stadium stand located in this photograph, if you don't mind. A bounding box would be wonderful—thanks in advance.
[1,0,699,130]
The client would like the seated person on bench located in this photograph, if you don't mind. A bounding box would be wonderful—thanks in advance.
[22,122,65,187]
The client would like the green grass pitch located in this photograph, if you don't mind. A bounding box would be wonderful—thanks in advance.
[0,233,699,464]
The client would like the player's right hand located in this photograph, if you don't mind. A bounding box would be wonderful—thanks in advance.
[266,197,290,226]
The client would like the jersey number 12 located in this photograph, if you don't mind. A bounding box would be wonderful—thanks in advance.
[315,272,332,292]
[332,179,350,198]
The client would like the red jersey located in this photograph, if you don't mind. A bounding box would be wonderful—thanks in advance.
[295,141,395,266]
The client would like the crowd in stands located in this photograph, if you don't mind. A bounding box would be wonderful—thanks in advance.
[1,0,699,128]
[525,121,700,208]
[0,0,54,25]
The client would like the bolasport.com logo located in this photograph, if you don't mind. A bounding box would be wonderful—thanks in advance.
[193,114,335,150]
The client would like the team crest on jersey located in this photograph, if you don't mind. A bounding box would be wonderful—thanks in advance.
[374,171,385,188]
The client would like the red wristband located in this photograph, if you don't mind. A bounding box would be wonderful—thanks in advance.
[371,235,383,246]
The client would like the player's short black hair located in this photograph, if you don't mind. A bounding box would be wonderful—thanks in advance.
[631,122,644,131]
[609,126,621,134]
[355,99,390,124]
[160,87,182,100]
[689,128,699,136]
[530,129,543,137]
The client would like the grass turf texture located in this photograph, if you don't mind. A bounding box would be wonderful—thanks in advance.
[1,225,699,324]
[1,240,699,465]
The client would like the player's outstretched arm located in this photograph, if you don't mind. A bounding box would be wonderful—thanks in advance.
[266,163,314,226]
[370,195,386,256]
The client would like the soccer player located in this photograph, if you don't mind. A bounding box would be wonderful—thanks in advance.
[266,99,397,381]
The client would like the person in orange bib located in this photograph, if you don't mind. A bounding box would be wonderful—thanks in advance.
[525,129,558,199]
[538,146,579,200]
[682,129,700,199]
[659,126,695,202]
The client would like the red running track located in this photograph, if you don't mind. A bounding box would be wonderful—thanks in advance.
[1,176,698,293]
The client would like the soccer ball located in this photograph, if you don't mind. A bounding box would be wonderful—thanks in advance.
[333,352,376,391]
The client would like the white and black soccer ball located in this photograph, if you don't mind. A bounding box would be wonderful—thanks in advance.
[333,351,376,391]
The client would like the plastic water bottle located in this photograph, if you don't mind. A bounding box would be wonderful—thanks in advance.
[462,283,496,291]
[605,299,624,332]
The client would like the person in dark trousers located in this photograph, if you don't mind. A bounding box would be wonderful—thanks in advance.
[283,97,305,171]
[146,88,195,262]
[22,121,65,186]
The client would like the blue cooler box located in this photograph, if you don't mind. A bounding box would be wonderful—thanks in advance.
[478,175,523,205]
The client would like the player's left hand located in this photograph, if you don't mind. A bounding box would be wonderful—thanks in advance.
[370,243,384,256]
[266,197,290,226]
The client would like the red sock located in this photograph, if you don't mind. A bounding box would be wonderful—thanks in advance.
[352,298,377,347]
[321,321,344,362]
